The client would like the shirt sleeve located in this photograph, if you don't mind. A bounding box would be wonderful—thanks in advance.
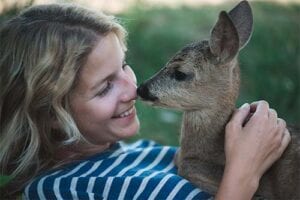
[24,175,211,200]
[23,140,212,200]
[75,174,211,200]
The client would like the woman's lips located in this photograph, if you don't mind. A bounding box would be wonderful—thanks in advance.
[113,106,134,118]
[112,106,137,127]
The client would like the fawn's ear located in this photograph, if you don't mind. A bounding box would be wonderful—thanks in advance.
[210,11,239,64]
[228,0,253,49]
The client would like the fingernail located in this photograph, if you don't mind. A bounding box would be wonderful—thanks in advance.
[240,103,249,109]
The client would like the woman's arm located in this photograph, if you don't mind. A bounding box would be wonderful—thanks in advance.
[215,101,291,200]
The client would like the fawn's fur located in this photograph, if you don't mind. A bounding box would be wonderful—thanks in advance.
[137,1,300,199]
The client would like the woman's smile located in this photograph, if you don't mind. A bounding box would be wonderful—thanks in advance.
[113,104,135,118]
[112,105,137,127]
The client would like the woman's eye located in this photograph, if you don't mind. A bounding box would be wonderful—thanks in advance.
[97,82,113,97]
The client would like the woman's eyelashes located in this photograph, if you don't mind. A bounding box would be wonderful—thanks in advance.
[96,81,113,97]
[96,61,128,97]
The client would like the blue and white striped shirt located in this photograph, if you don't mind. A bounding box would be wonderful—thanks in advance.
[24,140,212,199]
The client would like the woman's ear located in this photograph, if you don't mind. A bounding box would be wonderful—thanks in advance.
[50,110,61,130]
[51,119,61,130]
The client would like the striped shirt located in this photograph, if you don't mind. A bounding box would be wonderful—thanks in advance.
[24,140,212,200]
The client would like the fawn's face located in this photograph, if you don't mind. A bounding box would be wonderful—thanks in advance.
[138,41,237,111]
[138,1,253,111]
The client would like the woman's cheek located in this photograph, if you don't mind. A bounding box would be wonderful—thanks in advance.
[92,96,117,117]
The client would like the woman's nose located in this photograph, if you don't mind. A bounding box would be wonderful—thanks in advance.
[124,65,137,85]
[120,67,137,101]
[120,79,137,101]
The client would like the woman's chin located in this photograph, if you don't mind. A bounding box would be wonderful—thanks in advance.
[121,116,140,139]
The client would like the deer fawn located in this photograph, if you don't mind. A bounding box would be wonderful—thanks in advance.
[137,1,300,199]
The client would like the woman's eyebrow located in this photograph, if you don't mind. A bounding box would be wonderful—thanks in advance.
[91,74,111,91]
[91,53,126,91]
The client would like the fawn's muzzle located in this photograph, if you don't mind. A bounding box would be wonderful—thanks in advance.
[137,83,158,102]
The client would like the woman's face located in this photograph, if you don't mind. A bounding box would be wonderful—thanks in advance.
[70,33,140,145]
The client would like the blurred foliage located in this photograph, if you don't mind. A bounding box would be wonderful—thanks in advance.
[0,0,34,21]
[0,1,299,147]
[0,175,11,187]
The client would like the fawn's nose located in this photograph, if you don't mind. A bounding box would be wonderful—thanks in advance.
[137,83,158,101]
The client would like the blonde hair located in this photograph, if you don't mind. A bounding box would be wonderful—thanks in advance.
[0,4,127,197]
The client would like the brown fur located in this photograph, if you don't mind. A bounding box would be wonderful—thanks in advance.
[137,1,300,199]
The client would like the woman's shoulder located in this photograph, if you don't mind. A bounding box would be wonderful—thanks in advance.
[23,139,211,199]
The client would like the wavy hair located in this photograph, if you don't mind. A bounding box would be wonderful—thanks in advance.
[0,4,127,198]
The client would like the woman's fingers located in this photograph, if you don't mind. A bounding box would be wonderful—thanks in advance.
[225,100,292,180]
[277,128,291,156]
[226,104,251,139]
[251,100,269,117]
[230,103,250,126]
[268,109,278,124]
[270,118,286,150]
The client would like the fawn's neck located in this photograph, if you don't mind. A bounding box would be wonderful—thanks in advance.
[181,106,234,163]
[180,61,240,164]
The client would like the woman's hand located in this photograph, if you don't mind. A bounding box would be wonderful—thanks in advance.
[215,100,291,200]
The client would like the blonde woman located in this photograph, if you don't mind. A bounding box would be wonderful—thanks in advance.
[0,4,290,200]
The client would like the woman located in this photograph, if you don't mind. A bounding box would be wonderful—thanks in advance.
[0,4,290,199]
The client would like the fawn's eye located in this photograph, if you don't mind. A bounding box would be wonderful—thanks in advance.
[173,70,187,81]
